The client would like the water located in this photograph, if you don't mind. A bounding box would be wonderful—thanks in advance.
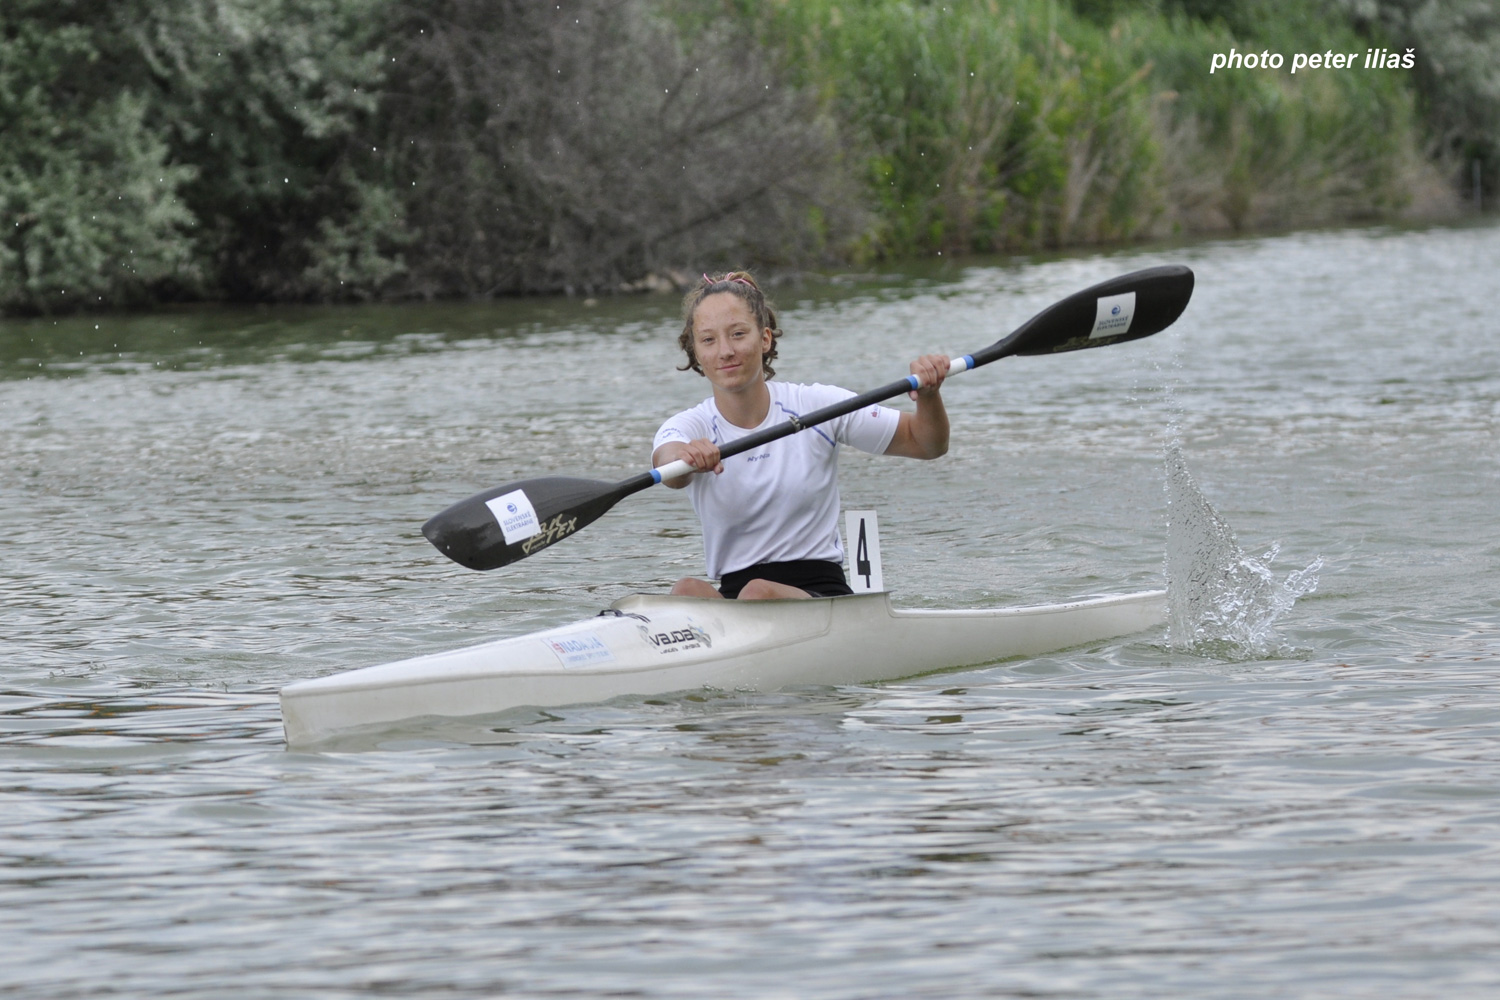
[1164,433,1323,657]
[2,223,1498,998]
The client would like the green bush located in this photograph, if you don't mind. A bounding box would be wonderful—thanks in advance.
[730,0,1169,255]
[2,0,849,311]
[1330,0,1500,196]
[0,0,1477,316]
[1133,4,1428,230]
[1,0,401,314]
[726,0,1440,256]
[0,5,196,313]
[127,0,404,301]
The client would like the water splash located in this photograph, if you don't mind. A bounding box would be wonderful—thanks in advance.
[1164,436,1322,658]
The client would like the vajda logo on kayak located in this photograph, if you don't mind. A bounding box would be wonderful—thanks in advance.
[638,624,713,653]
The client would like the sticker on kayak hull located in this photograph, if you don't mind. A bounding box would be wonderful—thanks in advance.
[486,489,541,545]
[1089,291,1136,339]
[637,623,713,655]
[546,632,615,667]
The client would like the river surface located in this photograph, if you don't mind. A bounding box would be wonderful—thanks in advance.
[2,223,1497,998]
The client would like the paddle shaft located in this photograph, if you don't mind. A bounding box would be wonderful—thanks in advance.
[648,357,973,484]
[650,260,1195,482]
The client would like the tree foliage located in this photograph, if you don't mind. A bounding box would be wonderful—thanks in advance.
[0,0,1488,315]
[376,0,854,297]
[1142,1,1429,231]
[128,0,403,301]
[732,0,1434,255]
[1331,0,1500,190]
[1,1,196,312]
[1,0,849,312]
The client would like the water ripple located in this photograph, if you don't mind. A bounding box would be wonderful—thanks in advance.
[2,223,1499,998]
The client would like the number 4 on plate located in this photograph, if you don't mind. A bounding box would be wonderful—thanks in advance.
[844,509,884,594]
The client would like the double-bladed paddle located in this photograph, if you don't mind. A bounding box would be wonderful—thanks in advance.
[423,264,1195,570]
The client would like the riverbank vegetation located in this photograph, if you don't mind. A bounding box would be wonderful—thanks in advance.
[2,0,1495,314]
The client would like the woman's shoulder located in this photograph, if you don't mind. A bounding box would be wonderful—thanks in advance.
[769,380,855,408]
[655,395,717,434]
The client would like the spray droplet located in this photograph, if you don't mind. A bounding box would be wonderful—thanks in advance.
[1164,435,1321,658]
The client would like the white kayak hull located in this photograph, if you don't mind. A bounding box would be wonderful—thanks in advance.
[280,589,1165,746]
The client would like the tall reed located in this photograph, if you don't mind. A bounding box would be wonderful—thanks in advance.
[726,0,1436,257]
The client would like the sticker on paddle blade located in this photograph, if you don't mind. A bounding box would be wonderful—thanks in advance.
[1089,291,1136,339]
[486,488,541,545]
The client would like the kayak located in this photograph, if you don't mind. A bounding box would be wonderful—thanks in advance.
[279,589,1165,747]
[281,590,1164,745]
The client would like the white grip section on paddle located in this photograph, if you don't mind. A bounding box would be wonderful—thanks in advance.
[652,458,698,483]
[911,355,971,389]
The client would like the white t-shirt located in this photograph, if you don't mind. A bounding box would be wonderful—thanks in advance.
[653,381,901,579]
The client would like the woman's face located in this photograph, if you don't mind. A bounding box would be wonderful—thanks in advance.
[690,292,773,393]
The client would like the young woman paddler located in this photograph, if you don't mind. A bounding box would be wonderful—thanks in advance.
[652,272,950,600]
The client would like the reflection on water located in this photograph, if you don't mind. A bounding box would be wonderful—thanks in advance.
[0,295,681,378]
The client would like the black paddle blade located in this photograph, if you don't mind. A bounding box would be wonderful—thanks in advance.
[422,474,651,571]
[977,265,1194,363]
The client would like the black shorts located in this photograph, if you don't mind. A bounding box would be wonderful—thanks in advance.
[718,559,854,600]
